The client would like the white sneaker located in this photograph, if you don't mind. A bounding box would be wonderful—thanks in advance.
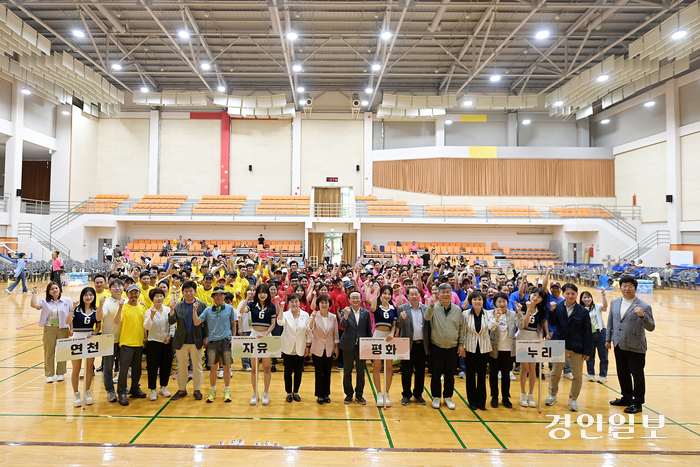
[250,393,258,405]
[149,389,157,401]
[384,393,391,407]
[597,376,607,384]
[527,394,536,408]
[432,398,440,409]
[568,398,579,412]
[217,368,224,379]
[441,375,444,381]
[587,374,595,382]
[563,372,573,380]
[519,393,528,407]
[262,392,270,406]
[458,371,465,379]
[85,390,93,405]
[545,395,557,406]
[159,387,171,397]
[244,366,252,372]
[444,397,456,410]
[46,376,54,384]
[509,371,516,381]
[113,375,119,384]
[498,371,502,379]
[376,392,384,406]
[56,375,65,382]
[73,391,82,407]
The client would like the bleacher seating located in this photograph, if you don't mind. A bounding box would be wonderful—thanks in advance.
[355,196,377,201]
[193,195,247,214]
[366,200,412,216]
[256,196,310,215]
[425,206,477,216]
[126,238,303,263]
[487,207,541,217]
[77,194,130,213]
[550,207,612,217]
[129,195,188,214]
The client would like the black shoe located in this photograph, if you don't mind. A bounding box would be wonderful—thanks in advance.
[479,405,487,411]
[118,394,129,406]
[356,395,366,405]
[324,397,331,404]
[318,397,324,405]
[96,366,103,372]
[271,366,277,373]
[171,390,187,401]
[624,403,643,414]
[337,364,344,370]
[401,397,410,406]
[610,398,632,407]
[286,394,293,403]
[344,395,353,404]
[503,398,513,409]
[293,394,301,402]
[194,390,203,400]
[491,398,498,408]
[129,388,147,398]
[414,395,426,405]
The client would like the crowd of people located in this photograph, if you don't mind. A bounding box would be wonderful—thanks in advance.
[32,246,654,415]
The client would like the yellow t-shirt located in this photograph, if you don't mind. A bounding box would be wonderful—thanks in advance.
[95,289,111,305]
[120,303,146,347]
[139,285,156,308]
[196,286,215,307]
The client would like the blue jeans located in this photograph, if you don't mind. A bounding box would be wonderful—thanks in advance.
[587,330,609,377]
[7,271,27,293]
[102,343,120,393]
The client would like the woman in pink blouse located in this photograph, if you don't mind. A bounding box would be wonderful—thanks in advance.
[30,282,74,383]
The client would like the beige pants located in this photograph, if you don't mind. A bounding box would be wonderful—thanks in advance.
[43,326,70,377]
[549,349,584,400]
[175,344,203,392]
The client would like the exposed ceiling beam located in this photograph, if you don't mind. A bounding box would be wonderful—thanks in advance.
[268,0,298,109]
[183,4,225,88]
[428,0,451,32]
[79,9,105,70]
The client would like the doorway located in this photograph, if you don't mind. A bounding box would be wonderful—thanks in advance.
[324,233,343,265]
[98,238,113,262]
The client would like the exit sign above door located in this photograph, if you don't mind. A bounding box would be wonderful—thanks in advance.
[326,177,339,182]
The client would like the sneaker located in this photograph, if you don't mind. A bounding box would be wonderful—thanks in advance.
[344,395,353,404]
[498,371,502,380]
[520,393,528,407]
[56,375,65,382]
[527,394,536,408]
[85,390,93,405]
[414,396,426,405]
[563,372,573,380]
[337,364,344,370]
[119,394,129,406]
[376,392,384,407]
[171,390,187,401]
[107,391,117,402]
[73,391,82,407]
[440,375,444,381]
[545,395,557,406]
[113,375,119,384]
[262,392,270,405]
[401,397,410,406]
[432,398,440,409]
[149,389,157,401]
[384,393,391,407]
[217,368,224,379]
[509,371,516,381]
[193,390,203,400]
[207,390,216,403]
[503,398,513,409]
[271,365,277,373]
[356,396,366,405]
[569,398,579,412]
[458,371,465,379]
[491,398,498,408]
[597,376,607,384]
[444,398,456,410]
[244,366,252,372]
[250,393,258,405]
[587,374,595,382]
[159,387,171,398]
[224,389,232,403]
[46,376,54,384]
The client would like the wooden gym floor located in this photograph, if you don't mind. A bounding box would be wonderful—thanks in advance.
[0,281,698,465]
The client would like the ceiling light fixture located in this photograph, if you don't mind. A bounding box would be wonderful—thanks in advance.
[444,118,453,125]
[380,31,392,40]
[671,29,687,40]
[201,62,211,70]
[601,118,610,124]
[21,88,31,95]
[535,30,550,40]
[297,86,305,92]
[522,119,531,125]
[644,100,655,107]
[361,100,369,106]
[286,31,298,41]
[371,63,381,71]
[111,63,122,70]
[490,74,501,82]
[292,64,302,72]
[597,74,609,82]
[365,87,373,94]
[553,100,563,107]
[61,109,71,116]
[141,87,149,93]
[217,85,226,93]
[462,98,473,107]
[178,30,190,39]
[72,30,85,38]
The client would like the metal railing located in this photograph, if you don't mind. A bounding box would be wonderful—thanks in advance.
[20,199,81,215]
[618,230,670,263]
[18,222,71,258]
[0,196,8,212]
[313,203,357,218]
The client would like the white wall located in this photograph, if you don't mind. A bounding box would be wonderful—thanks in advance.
[614,141,667,223]
[160,119,220,197]
[680,131,700,221]
[69,111,98,201]
[300,119,363,195]
[23,93,56,137]
[230,119,291,198]
[0,77,12,121]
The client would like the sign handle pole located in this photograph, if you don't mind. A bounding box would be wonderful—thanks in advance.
[538,361,542,413]
[254,356,259,404]
[383,359,388,409]
[82,358,86,410]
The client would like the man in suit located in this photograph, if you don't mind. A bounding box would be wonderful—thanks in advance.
[396,286,430,406]
[606,276,655,414]
[168,280,208,401]
[545,283,593,412]
[339,289,372,405]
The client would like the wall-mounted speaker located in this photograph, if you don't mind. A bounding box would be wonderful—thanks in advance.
[356,165,360,171]
[666,195,673,203]
[248,165,252,172]
[16,189,23,197]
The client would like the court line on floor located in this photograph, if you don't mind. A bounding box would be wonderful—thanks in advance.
[0,344,42,362]
[422,385,466,449]
[157,415,383,422]
[649,342,700,361]
[0,362,42,384]
[129,400,172,444]
[452,389,507,449]
[646,348,700,368]
[0,413,152,419]
[363,367,394,448]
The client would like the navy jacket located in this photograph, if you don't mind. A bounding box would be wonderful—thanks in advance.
[548,301,593,357]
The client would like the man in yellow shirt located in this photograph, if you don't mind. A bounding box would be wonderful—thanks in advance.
[115,284,147,406]
[224,271,248,308]
[196,273,215,307]
[94,274,111,303]
[139,272,155,308]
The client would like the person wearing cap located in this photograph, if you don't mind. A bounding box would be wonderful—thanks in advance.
[115,284,148,406]
[193,287,236,403]
[196,273,216,307]
[169,280,208,402]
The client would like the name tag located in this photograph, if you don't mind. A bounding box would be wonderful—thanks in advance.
[51,318,59,327]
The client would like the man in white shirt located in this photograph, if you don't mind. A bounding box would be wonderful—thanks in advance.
[396,286,430,406]
[212,245,222,259]
[101,279,125,402]
[104,244,114,262]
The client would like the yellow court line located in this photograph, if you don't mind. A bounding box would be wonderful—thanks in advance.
[344,405,354,448]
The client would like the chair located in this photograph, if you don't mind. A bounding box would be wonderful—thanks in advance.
[681,271,699,290]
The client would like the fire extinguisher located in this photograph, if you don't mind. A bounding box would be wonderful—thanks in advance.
[590,245,594,258]
[633,194,636,206]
